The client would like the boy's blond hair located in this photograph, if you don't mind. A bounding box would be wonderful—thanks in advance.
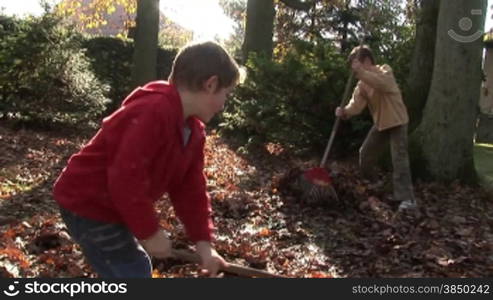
[169,41,240,92]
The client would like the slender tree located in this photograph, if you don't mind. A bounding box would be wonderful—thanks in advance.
[131,0,160,87]
[242,0,312,60]
[242,0,276,60]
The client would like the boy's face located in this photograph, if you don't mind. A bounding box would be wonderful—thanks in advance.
[195,76,235,123]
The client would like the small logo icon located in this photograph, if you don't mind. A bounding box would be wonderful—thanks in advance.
[448,9,483,43]
[3,281,20,297]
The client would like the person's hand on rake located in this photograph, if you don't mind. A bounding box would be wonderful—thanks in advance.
[196,241,228,277]
[335,107,349,120]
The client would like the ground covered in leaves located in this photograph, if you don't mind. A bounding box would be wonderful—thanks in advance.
[1,124,492,278]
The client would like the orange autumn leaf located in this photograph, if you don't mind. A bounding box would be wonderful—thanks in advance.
[0,247,31,268]
[152,269,165,278]
[309,272,333,278]
[258,228,271,237]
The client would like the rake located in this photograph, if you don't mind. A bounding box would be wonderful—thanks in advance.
[298,70,356,204]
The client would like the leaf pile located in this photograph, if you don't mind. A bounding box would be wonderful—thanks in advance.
[1,125,492,278]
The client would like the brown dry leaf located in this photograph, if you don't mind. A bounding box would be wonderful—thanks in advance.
[1,127,493,278]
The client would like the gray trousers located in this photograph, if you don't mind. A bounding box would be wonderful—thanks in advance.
[359,124,416,203]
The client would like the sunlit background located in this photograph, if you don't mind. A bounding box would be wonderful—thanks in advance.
[2,0,493,40]
[0,0,235,40]
[3,0,493,32]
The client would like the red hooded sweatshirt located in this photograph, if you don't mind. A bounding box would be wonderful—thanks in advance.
[53,81,213,242]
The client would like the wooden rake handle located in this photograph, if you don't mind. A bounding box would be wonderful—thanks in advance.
[171,249,287,278]
[320,71,355,167]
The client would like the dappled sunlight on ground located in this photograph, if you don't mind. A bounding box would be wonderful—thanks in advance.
[0,124,492,277]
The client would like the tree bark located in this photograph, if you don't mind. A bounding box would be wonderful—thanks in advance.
[242,0,275,60]
[131,0,160,88]
[405,0,440,131]
[411,0,486,183]
[476,113,493,143]
[340,0,351,53]
[242,0,311,60]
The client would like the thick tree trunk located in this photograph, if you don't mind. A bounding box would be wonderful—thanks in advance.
[411,0,486,183]
[242,0,275,60]
[131,0,160,88]
[406,0,440,131]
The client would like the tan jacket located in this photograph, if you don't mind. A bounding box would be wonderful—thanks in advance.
[344,64,409,131]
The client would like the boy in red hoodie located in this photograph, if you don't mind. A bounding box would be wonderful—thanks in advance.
[54,41,240,278]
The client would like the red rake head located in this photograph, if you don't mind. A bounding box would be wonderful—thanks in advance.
[302,167,332,186]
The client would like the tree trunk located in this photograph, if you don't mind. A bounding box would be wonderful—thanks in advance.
[242,0,275,60]
[131,0,160,88]
[476,113,493,143]
[340,0,351,53]
[405,0,440,131]
[411,0,486,183]
[242,0,311,61]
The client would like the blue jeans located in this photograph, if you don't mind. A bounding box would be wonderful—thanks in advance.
[59,207,152,278]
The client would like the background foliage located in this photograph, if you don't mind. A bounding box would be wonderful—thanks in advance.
[0,12,178,127]
[1,0,414,153]
[218,0,415,155]
[83,37,177,113]
[0,13,109,128]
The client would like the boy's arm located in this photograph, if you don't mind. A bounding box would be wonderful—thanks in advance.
[195,240,228,277]
[105,103,162,240]
[169,138,214,243]
[353,64,400,93]
[170,134,226,276]
[343,82,368,117]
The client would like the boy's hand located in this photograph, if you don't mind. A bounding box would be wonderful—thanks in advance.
[335,107,348,119]
[139,229,172,259]
[196,241,228,277]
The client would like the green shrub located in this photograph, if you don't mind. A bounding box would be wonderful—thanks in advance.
[219,40,372,155]
[82,37,133,113]
[83,37,177,113]
[0,13,110,128]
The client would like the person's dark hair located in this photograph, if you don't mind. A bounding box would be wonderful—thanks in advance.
[169,41,240,92]
[348,45,375,65]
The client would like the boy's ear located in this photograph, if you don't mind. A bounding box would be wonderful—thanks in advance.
[203,75,219,93]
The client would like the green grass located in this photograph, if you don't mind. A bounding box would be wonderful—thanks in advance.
[474,143,493,188]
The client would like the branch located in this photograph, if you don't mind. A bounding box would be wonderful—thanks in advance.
[279,0,313,11]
